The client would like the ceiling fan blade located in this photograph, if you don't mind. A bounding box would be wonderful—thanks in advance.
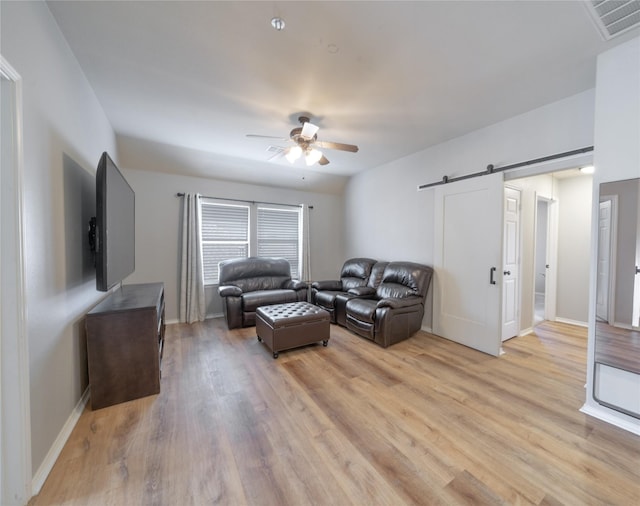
[315,141,359,153]
[247,134,288,140]
[300,121,320,139]
[318,155,330,166]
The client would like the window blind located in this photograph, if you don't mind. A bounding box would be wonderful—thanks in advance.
[201,203,249,284]
[257,207,301,278]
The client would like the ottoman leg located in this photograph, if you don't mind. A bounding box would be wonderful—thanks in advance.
[273,351,279,359]
[323,340,329,347]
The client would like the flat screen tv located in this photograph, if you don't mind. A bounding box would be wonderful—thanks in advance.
[94,152,135,291]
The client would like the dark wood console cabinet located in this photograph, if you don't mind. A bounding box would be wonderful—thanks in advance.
[86,282,165,409]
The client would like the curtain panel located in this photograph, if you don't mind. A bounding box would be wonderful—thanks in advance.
[179,193,206,323]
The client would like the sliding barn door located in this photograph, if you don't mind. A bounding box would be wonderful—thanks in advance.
[433,173,504,356]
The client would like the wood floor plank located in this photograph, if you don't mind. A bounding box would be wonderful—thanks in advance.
[29,318,640,505]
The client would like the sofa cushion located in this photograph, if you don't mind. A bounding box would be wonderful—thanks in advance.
[235,276,290,293]
[376,262,432,300]
[219,257,292,290]
[377,283,417,300]
[242,289,300,312]
[340,258,377,289]
[367,261,389,288]
[345,298,377,324]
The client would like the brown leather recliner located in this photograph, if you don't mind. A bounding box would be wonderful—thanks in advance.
[218,257,308,329]
[311,258,386,325]
[345,261,433,348]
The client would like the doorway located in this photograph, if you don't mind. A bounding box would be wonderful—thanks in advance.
[596,197,616,323]
[1,56,31,505]
[535,197,551,325]
[505,167,592,335]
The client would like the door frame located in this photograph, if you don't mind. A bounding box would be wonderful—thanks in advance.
[533,194,559,325]
[598,195,618,324]
[1,55,32,505]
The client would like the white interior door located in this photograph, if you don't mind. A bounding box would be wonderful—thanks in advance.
[433,172,504,357]
[502,187,521,341]
[633,180,640,328]
[597,199,613,322]
[544,199,558,322]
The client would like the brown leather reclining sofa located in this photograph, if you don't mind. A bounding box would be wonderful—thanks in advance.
[218,257,308,329]
[311,258,387,326]
[312,258,433,348]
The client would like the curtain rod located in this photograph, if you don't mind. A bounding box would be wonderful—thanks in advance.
[175,193,310,209]
[417,146,594,191]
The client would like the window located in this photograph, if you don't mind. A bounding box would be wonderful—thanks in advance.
[200,202,249,284]
[257,206,301,278]
[200,200,303,284]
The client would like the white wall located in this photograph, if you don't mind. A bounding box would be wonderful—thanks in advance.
[345,90,595,264]
[1,0,117,485]
[585,35,640,433]
[121,169,345,322]
[345,89,595,328]
[556,176,592,324]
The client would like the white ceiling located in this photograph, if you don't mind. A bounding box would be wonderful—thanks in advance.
[46,1,639,194]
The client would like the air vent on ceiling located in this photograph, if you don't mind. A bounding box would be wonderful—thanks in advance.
[266,145,284,154]
[586,0,640,40]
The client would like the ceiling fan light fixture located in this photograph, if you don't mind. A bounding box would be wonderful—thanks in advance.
[305,148,323,166]
[300,121,320,140]
[286,145,302,163]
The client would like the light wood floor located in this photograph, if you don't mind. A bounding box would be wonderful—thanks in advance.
[30,320,640,505]
[595,321,640,375]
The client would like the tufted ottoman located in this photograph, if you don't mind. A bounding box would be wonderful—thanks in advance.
[256,302,330,358]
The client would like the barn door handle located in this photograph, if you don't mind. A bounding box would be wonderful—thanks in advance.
[490,267,497,285]
[503,270,511,276]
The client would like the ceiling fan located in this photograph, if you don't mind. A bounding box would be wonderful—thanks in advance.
[247,116,359,166]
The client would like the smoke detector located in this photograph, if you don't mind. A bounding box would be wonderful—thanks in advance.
[271,17,285,31]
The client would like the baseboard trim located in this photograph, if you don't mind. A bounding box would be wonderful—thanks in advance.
[580,402,640,436]
[519,327,534,337]
[555,317,588,328]
[31,387,90,495]
[421,325,433,334]
[166,314,223,325]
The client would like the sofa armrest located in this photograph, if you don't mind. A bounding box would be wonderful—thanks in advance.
[348,286,376,297]
[376,296,422,309]
[285,279,308,291]
[312,280,342,291]
[218,285,242,297]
